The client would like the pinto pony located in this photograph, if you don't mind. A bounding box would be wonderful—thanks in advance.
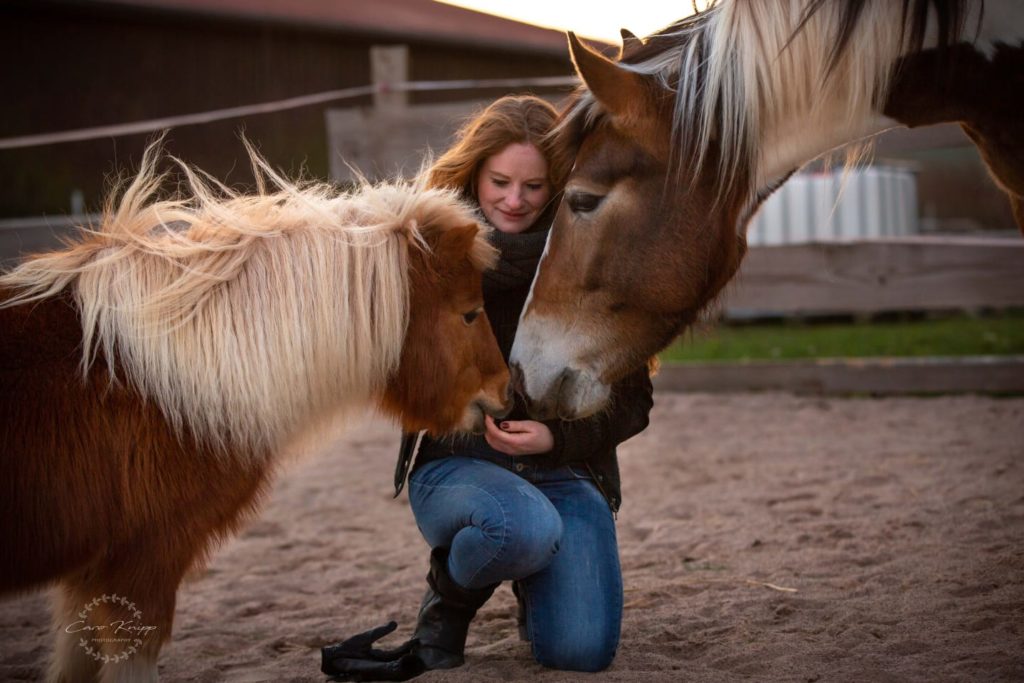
[0,143,510,682]
[510,0,1024,419]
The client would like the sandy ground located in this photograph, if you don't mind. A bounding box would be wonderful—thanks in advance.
[2,391,1023,682]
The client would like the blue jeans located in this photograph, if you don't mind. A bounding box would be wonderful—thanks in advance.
[408,455,623,672]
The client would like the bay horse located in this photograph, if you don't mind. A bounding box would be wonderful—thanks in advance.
[510,0,1023,419]
[0,142,510,682]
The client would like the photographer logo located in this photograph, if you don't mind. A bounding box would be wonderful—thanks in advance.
[64,594,158,664]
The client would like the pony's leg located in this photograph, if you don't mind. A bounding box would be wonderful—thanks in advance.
[48,583,103,683]
[90,598,170,683]
[64,542,187,683]
[99,653,160,683]
[94,557,179,683]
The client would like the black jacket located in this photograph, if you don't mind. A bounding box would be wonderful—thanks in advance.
[404,223,653,513]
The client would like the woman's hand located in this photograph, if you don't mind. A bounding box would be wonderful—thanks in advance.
[483,415,554,456]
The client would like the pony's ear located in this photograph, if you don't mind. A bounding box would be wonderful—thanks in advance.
[618,28,644,61]
[435,222,479,261]
[568,32,668,150]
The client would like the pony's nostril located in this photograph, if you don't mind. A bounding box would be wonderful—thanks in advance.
[492,401,513,420]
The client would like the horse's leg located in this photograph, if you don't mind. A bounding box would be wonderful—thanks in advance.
[1012,196,1024,233]
[959,123,1024,234]
[886,45,1024,234]
[48,582,104,683]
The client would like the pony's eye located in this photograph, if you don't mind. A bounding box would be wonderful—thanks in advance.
[567,191,604,214]
[463,308,482,325]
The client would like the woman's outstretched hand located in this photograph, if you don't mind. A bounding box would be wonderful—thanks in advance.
[483,415,554,456]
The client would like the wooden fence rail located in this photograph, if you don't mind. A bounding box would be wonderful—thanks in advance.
[654,356,1024,396]
[721,235,1024,318]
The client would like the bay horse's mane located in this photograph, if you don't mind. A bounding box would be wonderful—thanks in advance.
[561,0,974,191]
[0,142,496,457]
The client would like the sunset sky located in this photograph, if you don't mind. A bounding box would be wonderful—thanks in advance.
[435,1,696,43]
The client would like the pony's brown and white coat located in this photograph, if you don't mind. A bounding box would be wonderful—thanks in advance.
[2,144,496,458]
[0,142,509,683]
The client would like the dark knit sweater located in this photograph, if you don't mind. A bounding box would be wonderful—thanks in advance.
[411,223,654,512]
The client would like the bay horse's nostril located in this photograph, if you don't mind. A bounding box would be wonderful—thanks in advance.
[554,367,579,420]
[509,363,526,399]
[555,366,577,401]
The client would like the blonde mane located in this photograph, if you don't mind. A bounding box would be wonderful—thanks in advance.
[610,0,970,189]
[0,142,495,457]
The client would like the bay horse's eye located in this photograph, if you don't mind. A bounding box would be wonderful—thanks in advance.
[463,308,482,325]
[567,191,604,214]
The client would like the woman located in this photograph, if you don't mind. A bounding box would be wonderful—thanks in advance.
[322,95,654,679]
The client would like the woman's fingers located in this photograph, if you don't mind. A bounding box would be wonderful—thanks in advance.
[484,417,552,455]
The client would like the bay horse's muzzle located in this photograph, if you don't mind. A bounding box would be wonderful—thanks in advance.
[510,361,582,421]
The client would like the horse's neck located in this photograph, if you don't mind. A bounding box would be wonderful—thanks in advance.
[971,0,1024,57]
[884,7,1024,130]
[757,113,899,187]
[758,0,1023,187]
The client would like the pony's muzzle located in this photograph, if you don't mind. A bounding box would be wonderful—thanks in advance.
[495,380,514,419]
[475,380,513,422]
[486,399,513,421]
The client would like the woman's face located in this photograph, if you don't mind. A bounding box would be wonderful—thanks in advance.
[476,142,552,234]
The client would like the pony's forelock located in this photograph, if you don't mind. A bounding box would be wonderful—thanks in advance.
[0,142,493,460]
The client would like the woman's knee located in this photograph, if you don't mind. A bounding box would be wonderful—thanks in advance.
[528,591,621,672]
[533,636,617,672]
[498,492,563,576]
[442,486,562,584]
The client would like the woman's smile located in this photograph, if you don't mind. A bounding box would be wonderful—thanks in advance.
[476,142,552,234]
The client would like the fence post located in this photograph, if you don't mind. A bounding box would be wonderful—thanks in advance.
[371,45,409,112]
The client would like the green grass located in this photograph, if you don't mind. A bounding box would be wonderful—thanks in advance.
[660,312,1024,363]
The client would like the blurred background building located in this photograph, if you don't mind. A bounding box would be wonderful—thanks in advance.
[0,0,575,223]
[0,0,1018,266]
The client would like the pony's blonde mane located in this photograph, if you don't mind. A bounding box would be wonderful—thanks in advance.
[0,142,495,458]
[611,0,970,190]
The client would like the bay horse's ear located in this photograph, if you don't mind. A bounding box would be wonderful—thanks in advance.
[436,222,479,261]
[568,32,668,151]
[618,28,644,61]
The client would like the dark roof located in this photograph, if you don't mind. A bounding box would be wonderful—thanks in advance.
[89,0,585,55]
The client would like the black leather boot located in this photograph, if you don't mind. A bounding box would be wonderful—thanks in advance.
[413,546,497,669]
[319,548,497,681]
[512,580,530,642]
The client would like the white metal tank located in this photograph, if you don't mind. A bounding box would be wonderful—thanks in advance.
[746,165,919,245]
